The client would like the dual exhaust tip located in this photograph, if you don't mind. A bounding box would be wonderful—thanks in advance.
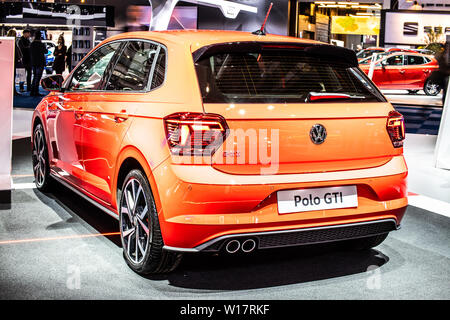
[224,238,257,254]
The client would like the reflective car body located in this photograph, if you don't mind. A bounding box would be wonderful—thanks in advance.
[359,52,438,90]
[32,31,408,255]
[356,47,385,62]
[42,40,56,72]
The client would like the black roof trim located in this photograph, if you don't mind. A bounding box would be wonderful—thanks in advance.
[192,41,358,67]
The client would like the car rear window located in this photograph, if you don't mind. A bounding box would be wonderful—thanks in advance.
[195,48,385,103]
[357,49,384,59]
[405,55,425,65]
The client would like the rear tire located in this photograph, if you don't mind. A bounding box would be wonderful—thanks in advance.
[32,124,53,192]
[343,233,389,251]
[119,169,182,274]
[424,79,441,96]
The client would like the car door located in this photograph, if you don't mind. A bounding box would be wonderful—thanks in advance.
[403,55,429,89]
[45,88,85,187]
[370,61,387,88]
[369,55,392,89]
[378,54,406,89]
[80,40,163,205]
[51,41,123,189]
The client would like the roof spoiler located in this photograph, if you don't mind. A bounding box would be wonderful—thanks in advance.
[192,42,358,67]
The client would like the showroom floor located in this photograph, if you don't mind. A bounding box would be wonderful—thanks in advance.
[383,90,443,107]
[1,138,449,299]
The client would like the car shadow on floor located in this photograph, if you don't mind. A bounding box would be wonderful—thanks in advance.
[33,181,390,291]
[33,183,122,247]
[147,244,389,291]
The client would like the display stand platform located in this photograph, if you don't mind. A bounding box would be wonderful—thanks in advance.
[0,37,14,204]
[434,74,450,170]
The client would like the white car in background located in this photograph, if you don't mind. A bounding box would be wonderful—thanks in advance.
[42,40,56,75]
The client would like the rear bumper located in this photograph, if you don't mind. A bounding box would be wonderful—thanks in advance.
[153,155,408,251]
[164,217,401,253]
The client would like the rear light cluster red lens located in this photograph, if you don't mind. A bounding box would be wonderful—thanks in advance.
[387,111,405,148]
[164,113,228,156]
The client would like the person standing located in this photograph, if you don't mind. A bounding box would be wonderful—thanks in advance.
[66,44,72,73]
[30,31,47,97]
[7,29,22,96]
[433,43,450,105]
[437,42,450,105]
[18,29,32,92]
[53,34,67,75]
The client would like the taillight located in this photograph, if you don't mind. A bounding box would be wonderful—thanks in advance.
[387,111,405,148]
[164,113,228,156]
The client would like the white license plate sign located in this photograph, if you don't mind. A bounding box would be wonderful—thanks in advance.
[277,186,358,214]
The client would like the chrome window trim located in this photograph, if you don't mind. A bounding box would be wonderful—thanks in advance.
[103,40,167,93]
[63,38,168,94]
[148,45,162,91]
[63,39,126,92]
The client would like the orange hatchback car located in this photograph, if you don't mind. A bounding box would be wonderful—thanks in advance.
[33,30,408,274]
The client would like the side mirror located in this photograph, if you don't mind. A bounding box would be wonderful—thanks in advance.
[381,61,387,69]
[41,75,64,92]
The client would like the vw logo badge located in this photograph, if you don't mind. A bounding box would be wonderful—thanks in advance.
[310,124,327,145]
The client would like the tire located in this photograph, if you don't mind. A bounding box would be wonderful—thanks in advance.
[407,90,419,95]
[32,123,53,191]
[119,169,182,274]
[342,233,389,251]
[424,78,441,96]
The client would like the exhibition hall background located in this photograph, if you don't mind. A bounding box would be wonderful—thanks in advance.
[1,0,449,191]
[0,0,449,300]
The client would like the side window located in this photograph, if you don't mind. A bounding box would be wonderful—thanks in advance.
[386,55,404,66]
[151,48,166,89]
[105,41,160,91]
[406,55,425,65]
[67,42,120,91]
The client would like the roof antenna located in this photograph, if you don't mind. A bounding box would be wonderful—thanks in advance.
[252,2,273,36]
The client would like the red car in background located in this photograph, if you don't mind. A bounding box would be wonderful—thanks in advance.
[385,48,416,54]
[357,48,417,62]
[359,52,440,95]
[356,47,385,62]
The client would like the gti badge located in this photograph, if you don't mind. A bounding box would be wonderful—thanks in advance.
[310,124,327,145]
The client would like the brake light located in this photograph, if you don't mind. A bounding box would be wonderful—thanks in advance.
[387,111,405,148]
[164,113,228,156]
[306,92,353,102]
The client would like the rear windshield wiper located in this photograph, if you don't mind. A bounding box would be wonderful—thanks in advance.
[306,92,366,102]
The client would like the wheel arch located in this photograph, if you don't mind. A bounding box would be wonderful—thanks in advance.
[31,100,49,146]
[31,114,43,144]
[31,108,57,163]
[113,146,163,215]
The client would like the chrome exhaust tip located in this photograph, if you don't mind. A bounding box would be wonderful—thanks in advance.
[241,239,257,253]
[225,239,241,254]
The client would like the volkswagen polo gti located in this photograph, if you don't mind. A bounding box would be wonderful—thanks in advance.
[33,30,408,274]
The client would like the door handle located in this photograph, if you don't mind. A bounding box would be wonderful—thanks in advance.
[399,70,405,74]
[49,96,66,110]
[74,107,84,120]
[48,103,59,111]
[114,110,129,123]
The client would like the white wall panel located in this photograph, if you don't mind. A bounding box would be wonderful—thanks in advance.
[0,37,14,191]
